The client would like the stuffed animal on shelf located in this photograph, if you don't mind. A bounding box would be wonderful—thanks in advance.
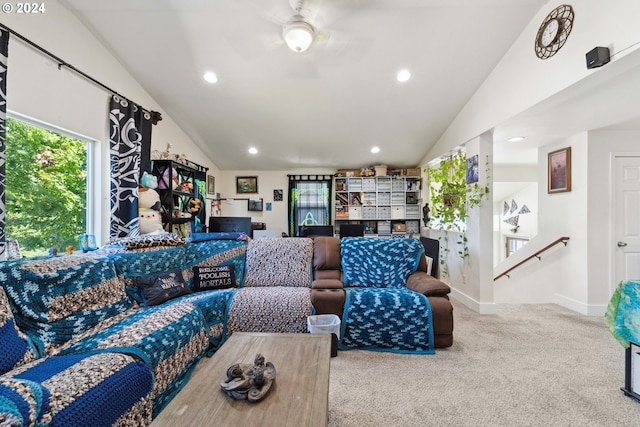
[188,198,201,214]
[139,209,164,235]
[179,181,193,193]
[138,176,164,234]
[139,187,161,211]
[140,171,158,189]
[157,166,180,190]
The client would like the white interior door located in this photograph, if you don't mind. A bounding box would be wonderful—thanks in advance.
[614,155,640,288]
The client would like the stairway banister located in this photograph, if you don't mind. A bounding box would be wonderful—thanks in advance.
[493,236,570,281]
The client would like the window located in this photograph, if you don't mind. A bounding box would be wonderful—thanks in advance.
[5,116,93,257]
[505,236,529,258]
[288,176,332,236]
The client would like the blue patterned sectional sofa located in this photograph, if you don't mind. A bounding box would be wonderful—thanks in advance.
[0,233,453,426]
[0,234,248,426]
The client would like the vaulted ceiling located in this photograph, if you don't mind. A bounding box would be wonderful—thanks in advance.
[62,0,555,170]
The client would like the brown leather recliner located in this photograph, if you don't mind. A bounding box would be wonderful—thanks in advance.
[310,236,453,348]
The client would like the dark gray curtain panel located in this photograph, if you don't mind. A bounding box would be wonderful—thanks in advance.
[109,95,152,238]
[0,30,8,259]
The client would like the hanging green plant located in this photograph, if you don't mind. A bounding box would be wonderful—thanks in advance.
[427,151,490,277]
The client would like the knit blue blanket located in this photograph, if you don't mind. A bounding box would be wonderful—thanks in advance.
[341,237,424,288]
[0,352,153,426]
[339,288,435,354]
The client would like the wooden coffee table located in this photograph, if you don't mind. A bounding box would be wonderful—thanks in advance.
[152,332,332,427]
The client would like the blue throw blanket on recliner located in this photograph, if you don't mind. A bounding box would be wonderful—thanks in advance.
[341,237,424,288]
[339,288,435,354]
[339,237,435,354]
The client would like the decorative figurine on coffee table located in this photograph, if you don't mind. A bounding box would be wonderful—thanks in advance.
[220,353,276,403]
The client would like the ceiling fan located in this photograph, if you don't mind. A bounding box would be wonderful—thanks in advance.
[228,0,368,71]
[282,0,318,53]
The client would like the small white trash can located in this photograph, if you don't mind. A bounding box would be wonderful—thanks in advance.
[307,314,341,339]
[307,314,340,357]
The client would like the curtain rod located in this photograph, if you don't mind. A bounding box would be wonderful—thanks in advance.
[0,23,162,125]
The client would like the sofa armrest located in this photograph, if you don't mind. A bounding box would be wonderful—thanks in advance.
[406,272,450,297]
[312,278,343,290]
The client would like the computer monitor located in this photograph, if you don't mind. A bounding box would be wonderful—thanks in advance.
[339,223,365,238]
[299,225,334,238]
[208,216,252,236]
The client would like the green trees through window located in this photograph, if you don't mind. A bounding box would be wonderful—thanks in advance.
[6,118,87,257]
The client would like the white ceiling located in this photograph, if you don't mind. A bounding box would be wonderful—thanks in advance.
[60,0,552,171]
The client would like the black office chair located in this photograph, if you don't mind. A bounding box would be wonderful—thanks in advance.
[339,224,365,238]
[299,225,334,238]
[420,237,440,278]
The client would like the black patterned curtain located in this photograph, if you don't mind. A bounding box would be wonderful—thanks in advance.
[0,30,8,259]
[109,95,153,238]
[288,175,333,236]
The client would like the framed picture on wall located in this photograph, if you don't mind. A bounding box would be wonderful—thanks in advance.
[273,189,283,201]
[236,176,258,194]
[548,147,571,193]
[248,198,263,211]
[466,154,479,184]
[207,175,215,195]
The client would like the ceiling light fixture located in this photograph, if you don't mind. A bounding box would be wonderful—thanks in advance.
[248,147,258,155]
[396,69,411,83]
[203,71,218,84]
[508,136,525,142]
[283,14,316,53]
[371,146,380,154]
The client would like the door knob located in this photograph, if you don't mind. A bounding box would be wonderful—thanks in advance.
[617,241,628,247]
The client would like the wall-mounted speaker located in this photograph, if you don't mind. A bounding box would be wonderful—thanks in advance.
[586,46,610,69]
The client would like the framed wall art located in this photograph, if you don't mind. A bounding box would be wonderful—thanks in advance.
[548,147,571,193]
[466,154,479,184]
[236,176,258,194]
[248,198,263,211]
[207,175,215,195]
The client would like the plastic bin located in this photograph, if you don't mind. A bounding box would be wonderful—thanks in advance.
[307,314,341,339]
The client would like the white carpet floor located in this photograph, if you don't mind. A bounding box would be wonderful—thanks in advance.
[328,300,640,426]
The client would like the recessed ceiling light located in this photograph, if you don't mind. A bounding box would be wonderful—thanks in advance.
[371,146,380,154]
[203,71,218,84]
[248,147,258,154]
[508,136,525,142]
[396,69,411,83]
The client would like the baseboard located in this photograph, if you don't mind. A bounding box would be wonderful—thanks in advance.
[554,294,606,316]
[586,304,607,317]
[450,288,497,314]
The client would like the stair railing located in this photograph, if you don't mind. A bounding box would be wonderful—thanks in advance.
[493,236,570,281]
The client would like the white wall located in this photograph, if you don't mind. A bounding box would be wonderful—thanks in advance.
[495,182,538,263]
[422,134,495,313]
[2,1,219,244]
[216,169,336,237]
[416,0,640,314]
[494,134,589,309]
[420,0,640,164]
[495,129,640,315]
[587,129,640,310]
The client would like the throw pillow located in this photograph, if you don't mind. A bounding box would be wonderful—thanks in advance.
[136,270,192,306]
[108,233,185,250]
[193,265,236,291]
